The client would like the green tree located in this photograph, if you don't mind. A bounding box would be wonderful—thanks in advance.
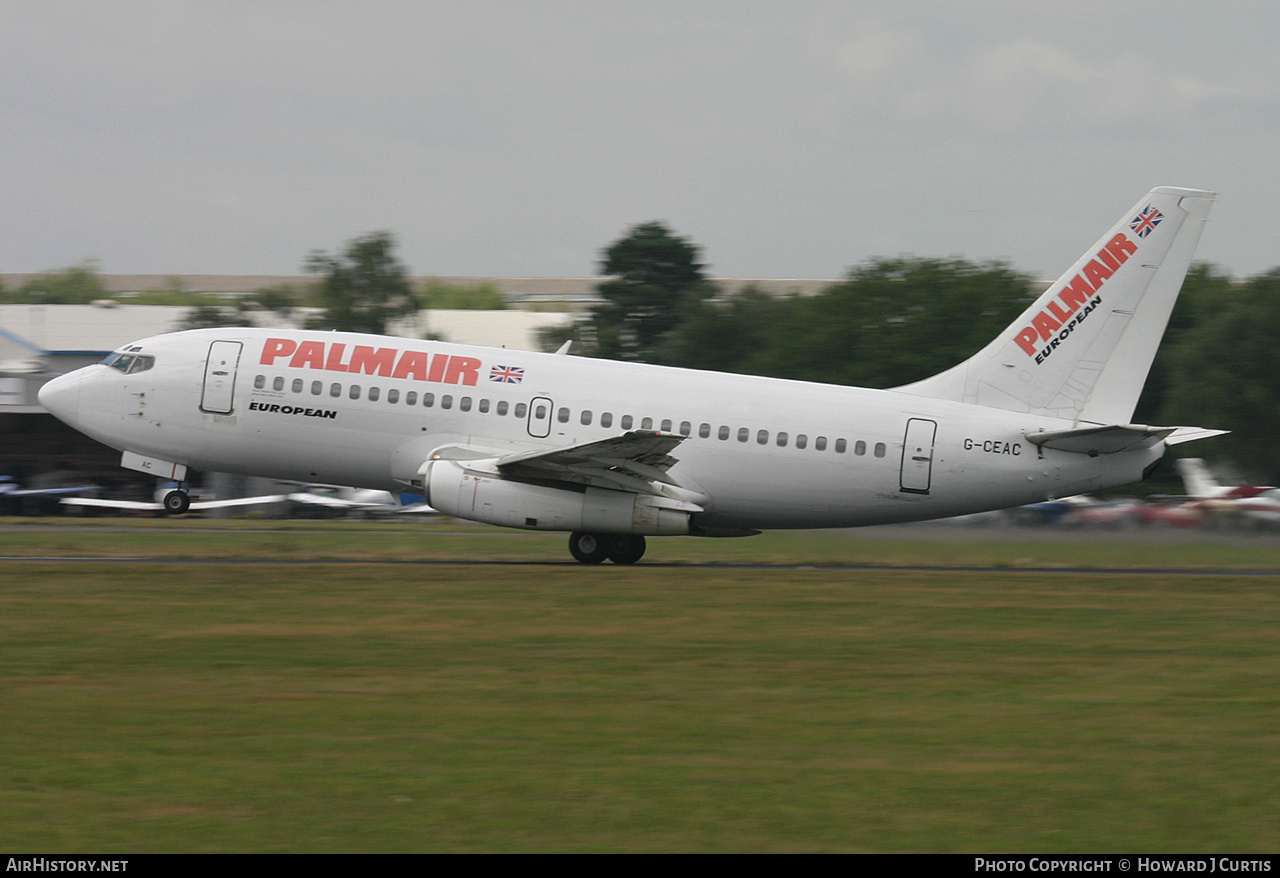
[658,257,1035,388]
[588,222,715,361]
[179,303,255,330]
[1133,262,1236,423]
[12,261,109,304]
[243,283,300,318]
[305,231,417,335]
[652,285,796,373]
[1158,267,1280,482]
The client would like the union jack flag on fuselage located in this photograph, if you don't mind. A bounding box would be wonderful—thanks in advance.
[489,365,525,384]
[1130,205,1164,238]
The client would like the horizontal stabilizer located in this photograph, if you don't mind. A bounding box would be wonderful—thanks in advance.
[1164,427,1230,446]
[1026,424,1226,455]
[1027,424,1173,455]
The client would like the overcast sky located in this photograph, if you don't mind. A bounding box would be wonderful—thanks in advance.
[2,1,1276,281]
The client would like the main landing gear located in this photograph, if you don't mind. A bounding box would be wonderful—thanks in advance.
[162,488,191,515]
[568,532,647,565]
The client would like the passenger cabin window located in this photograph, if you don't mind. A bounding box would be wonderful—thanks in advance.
[680,421,691,436]
[641,417,653,430]
[406,391,418,406]
[621,415,633,430]
[660,419,672,432]
[835,438,846,453]
[738,428,749,442]
[580,410,592,425]
[796,434,808,449]
[558,407,569,423]
[292,379,304,393]
[349,385,361,400]
[718,426,730,440]
[601,412,613,428]
[699,423,710,439]
[515,402,528,418]
[460,397,471,412]
[497,401,509,416]
[777,432,788,447]
[311,381,323,396]
[855,440,866,456]
[387,389,399,404]
[441,395,453,409]
[874,442,886,458]
[254,374,265,389]
[479,399,490,413]
[815,436,827,451]
[368,387,380,402]
[273,377,285,391]
[330,383,341,398]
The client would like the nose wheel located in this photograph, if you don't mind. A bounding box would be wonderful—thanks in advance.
[568,532,646,565]
[162,489,191,515]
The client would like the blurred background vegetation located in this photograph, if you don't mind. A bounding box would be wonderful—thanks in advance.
[4,222,1277,483]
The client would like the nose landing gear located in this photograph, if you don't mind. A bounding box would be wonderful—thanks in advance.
[162,488,191,515]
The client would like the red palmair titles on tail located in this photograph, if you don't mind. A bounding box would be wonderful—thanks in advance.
[1013,232,1137,364]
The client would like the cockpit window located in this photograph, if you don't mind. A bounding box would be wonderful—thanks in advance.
[101,353,155,374]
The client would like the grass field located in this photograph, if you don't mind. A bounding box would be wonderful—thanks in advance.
[2,520,1278,851]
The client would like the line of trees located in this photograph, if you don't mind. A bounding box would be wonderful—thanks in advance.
[7,225,1279,482]
[545,222,1280,485]
[0,235,507,331]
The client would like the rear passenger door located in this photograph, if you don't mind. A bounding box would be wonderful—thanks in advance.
[899,418,937,494]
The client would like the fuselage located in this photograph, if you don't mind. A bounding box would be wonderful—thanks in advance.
[38,326,1160,530]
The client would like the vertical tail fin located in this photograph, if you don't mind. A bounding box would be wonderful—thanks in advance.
[1176,458,1223,499]
[898,187,1215,424]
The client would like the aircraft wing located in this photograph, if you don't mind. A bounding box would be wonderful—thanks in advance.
[62,495,290,511]
[284,491,386,509]
[395,501,439,514]
[62,497,165,511]
[491,430,690,496]
[425,431,697,500]
[3,486,96,497]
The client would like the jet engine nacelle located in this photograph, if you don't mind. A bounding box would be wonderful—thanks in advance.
[425,459,692,534]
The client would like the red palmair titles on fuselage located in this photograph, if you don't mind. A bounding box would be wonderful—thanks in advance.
[260,338,481,386]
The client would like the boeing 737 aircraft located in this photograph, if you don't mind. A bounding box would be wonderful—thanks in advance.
[39,187,1222,563]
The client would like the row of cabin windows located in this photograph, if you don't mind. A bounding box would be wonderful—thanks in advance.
[255,374,530,415]
[253,374,886,458]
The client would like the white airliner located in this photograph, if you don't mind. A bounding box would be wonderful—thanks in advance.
[39,187,1223,563]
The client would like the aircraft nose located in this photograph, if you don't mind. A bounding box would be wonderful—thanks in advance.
[38,370,84,424]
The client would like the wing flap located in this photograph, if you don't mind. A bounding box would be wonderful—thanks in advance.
[497,431,689,495]
[496,430,683,471]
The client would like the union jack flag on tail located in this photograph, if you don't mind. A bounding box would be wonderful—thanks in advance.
[489,365,524,384]
[1130,205,1164,238]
